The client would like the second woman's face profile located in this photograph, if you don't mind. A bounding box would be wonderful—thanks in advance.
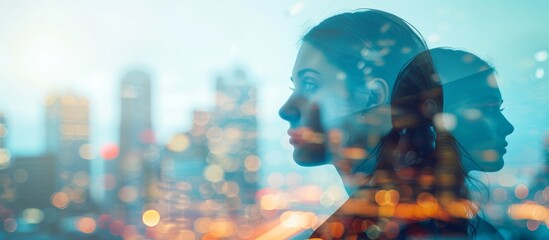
[279,42,368,166]
[443,74,514,172]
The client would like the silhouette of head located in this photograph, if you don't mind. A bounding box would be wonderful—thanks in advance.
[432,48,514,172]
[378,47,514,177]
[279,9,427,166]
[301,47,514,239]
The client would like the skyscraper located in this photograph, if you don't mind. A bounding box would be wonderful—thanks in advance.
[157,110,211,234]
[45,94,91,211]
[116,70,158,227]
[210,69,259,209]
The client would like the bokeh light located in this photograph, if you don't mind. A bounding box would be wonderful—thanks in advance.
[51,192,70,209]
[142,209,161,227]
[76,217,97,234]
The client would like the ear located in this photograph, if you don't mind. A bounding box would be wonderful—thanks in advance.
[421,98,441,119]
[367,78,389,106]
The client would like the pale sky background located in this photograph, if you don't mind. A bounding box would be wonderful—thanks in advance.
[1,0,548,190]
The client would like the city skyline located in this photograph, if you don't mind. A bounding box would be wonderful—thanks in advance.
[0,67,270,239]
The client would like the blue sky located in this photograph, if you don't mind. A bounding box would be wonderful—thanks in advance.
[1,0,548,188]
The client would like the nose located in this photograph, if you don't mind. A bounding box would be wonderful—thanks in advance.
[279,94,300,124]
[499,113,514,137]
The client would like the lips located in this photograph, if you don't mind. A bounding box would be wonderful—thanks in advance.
[288,129,301,145]
[288,128,306,146]
[287,127,325,146]
[494,142,508,153]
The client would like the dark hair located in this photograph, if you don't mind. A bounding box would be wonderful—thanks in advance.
[302,9,428,100]
[371,48,496,237]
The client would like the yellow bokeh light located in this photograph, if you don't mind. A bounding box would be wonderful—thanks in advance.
[209,219,235,238]
[280,211,303,228]
[0,149,11,169]
[204,165,224,183]
[167,133,190,152]
[79,144,97,160]
[244,155,261,172]
[260,193,288,210]
[142,209,161,227]
[22,208,44,224]
[222,181,240,197]
[0,124,8,138]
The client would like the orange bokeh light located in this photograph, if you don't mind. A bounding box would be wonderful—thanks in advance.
[77,217,96,234]
[51,192,70,209]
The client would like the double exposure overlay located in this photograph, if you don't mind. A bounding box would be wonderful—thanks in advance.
[0,1,548,239]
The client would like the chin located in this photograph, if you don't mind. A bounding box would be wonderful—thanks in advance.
[474,157,504,172]
[465,150,505,172]
[292,144,328,167]
[480,161,504,172]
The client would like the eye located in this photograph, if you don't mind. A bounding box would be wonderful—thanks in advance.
[481,105,504,114]
[289,77,296,92]
[302,77,319,94]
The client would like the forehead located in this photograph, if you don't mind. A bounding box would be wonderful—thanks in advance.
[293,42,340,76]
[443,73,502,105]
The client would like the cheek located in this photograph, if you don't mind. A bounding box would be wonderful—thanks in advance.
[312,90,354,123]
[452,115,498,149]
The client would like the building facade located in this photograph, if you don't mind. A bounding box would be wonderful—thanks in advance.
[45,94,91,211]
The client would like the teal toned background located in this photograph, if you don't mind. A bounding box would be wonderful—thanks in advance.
[0,0,547,239]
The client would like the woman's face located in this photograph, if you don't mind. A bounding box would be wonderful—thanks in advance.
[279,42,369,166]
[443,74,514,172]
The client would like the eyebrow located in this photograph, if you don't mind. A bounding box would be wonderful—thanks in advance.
[297,68,321,77]
[290,68,321,82]
[472,98,504,107]
[483,98,503,104]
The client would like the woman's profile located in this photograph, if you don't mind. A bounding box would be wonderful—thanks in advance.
[310,48,513,239]
[279,8,428,193]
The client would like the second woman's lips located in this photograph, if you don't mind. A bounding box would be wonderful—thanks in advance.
[493,142,508,154]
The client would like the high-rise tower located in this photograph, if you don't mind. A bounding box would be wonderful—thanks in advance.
[155,69,260,239]
[45,94,91,210]
[209,69,259,213]
[117,70,158,226]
